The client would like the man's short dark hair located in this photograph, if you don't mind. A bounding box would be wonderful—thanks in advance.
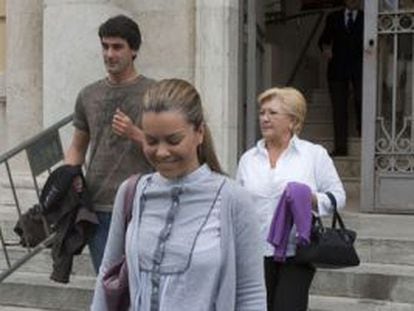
[98,15,142,51]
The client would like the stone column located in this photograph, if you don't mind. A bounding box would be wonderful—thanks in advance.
[195,0,240,175]
[6,0,43,149]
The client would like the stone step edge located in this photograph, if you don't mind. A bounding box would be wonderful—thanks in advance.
[304,120,333,125]
[311,137,361,142]
[343,176,360,182]
[0,270,96,289]
[0,272,94,311]
[309,294,414,311]
[318,262,414,277]
[333,156,361,161]
[4,262,414,280]
[0,306,52,311]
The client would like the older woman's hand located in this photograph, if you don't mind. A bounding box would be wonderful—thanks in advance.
[312,193,318,211]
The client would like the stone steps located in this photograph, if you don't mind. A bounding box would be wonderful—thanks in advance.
[1,211,414,310]
[309,295,414,311]
[302,122,360,141]
[340,212,414,240]
[304,88,362,200]
[302,121,333,138]
[0,307,52,311]
[334,156,361,178]
[311,263,414,304]
[341,177,360,200]
[311,137,361,156]
[0,272,94,310]
[310,89,331,106]
[306,104,332,122]
[0,246,95,277]
[308,212,414,308]
[357,237,414,267]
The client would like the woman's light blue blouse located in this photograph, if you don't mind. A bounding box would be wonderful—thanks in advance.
[128,165,223,310]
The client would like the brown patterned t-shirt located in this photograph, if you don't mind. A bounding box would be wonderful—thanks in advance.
[73,75,154,211]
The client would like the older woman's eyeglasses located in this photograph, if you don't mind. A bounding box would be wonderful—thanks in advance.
[259,109,289,118]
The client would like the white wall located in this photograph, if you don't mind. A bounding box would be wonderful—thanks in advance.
[6,0,43,150]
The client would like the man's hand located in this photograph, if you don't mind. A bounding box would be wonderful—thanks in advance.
[72,176,84,193]
[112,108,144,144]
[112,108,134,138]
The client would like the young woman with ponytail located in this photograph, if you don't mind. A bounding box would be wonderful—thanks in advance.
[91,78,266,311]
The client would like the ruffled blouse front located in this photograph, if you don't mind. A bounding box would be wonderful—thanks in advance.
[126,165,225,311]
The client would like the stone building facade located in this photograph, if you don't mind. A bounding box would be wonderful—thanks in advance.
[3,0,242,175]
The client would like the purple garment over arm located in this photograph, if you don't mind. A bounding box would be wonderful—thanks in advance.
[267,182,312,262]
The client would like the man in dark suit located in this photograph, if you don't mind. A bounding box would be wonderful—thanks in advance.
[319,0,363,156]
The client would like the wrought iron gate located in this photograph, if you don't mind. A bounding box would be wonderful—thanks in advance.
[362,0,414,212]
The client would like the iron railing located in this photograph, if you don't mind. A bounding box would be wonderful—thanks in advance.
[0,114,73,282]
[266,10,326,85]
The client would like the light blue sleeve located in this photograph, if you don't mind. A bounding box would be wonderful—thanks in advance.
[232,184,267,311]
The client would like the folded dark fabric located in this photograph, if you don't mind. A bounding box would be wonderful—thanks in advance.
[13,164,98,283]
[13,204,48,247]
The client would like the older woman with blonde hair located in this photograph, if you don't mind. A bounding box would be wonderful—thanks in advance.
[236,86,345,311]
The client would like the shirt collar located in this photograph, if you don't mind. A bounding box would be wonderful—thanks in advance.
[345,9,357,20]
[153,163,212,186]
[256,134,301,156]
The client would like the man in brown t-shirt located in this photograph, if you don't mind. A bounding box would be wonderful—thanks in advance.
[65,15,154,273]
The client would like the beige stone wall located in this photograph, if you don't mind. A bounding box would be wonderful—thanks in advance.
[195,0,240,175]
[0,0,5,152]
[6,0,43,152]
[5,0,241,175]
[43,0,196,126]
[0,0,5,73]
[110,0,196,81]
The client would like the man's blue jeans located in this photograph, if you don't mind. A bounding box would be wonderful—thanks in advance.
[88,211,112,274]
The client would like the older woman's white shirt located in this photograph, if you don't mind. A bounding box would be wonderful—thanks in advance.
[236,135,346,257]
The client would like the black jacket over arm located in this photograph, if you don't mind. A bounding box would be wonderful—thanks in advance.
[14,165,98,283]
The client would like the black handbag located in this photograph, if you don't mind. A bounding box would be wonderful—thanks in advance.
[295,192,360,268]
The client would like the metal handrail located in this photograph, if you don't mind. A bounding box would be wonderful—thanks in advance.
[266,10,325,25]
[0,114,73,283]
[266,10,326,86]
[286,11,325,85]
[0,114,73,164]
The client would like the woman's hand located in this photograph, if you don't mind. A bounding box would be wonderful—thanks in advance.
[312,193,318,211]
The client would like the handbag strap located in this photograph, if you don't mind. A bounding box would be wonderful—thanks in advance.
[325,191,347,230]
[123,174,142,225]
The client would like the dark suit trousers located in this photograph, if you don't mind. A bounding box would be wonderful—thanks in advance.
[264,256,315,311]
[328,73,362,153]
